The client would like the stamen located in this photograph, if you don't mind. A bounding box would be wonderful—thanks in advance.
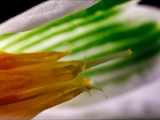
[81,86,107,98]
[86,49,132,69]
[94,87,108,98]
[81,87,91,97]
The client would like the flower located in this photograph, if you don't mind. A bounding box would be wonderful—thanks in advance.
[0,44,131,119]
[0,0,160,119]
[0,48,92,119]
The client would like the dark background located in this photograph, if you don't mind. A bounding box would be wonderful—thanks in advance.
[0,0,159,23]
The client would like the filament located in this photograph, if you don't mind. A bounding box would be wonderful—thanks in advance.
[86,49,132,69]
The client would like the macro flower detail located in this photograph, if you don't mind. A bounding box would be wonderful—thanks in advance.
[0,47,131,119]
[0,0,160,119]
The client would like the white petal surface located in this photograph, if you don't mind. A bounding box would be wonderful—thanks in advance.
[0,0,99,35]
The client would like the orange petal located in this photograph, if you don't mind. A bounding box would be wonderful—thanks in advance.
[0,61,85,98]
[0,50,71,70]
[0,77,94,119]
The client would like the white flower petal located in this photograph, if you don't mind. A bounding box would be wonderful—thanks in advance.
[0,0,99,35]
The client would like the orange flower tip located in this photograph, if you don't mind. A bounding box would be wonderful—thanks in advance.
[127,49,132,56]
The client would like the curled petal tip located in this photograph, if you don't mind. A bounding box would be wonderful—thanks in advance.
[62,42,74,55]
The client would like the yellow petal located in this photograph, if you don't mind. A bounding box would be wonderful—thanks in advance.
[0,61,85,98]
[0,77,94,119]
[11,60,84,70]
